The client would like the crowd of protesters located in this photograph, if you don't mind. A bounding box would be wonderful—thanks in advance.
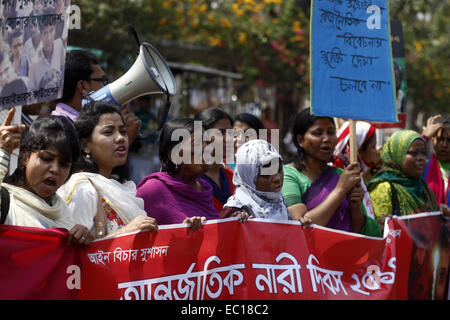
[0,49,449,248]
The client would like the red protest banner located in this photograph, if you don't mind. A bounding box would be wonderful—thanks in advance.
[399,213,450,300]
[1,213,448,300]
[0,225,84,300]
[77,216,421,300]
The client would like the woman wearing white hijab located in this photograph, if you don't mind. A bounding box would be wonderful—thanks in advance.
[222,139,310,224]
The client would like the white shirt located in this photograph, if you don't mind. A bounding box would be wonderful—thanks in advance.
[24,38,42,63]
[28,38,65,91]
[57,172,146,236]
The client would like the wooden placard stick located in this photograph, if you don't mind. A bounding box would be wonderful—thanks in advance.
[349,119,358,164]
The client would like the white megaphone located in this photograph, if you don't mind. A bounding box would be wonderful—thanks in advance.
[82,42,176,107]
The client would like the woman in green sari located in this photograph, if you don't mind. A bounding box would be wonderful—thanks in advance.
[367,130,449,231]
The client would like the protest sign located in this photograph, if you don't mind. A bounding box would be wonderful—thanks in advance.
[0,0,70,109]
[310,0,397,122]
[1,213,448,300]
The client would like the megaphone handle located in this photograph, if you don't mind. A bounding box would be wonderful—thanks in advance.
[129,24,141,47]
[158,95,171,131]
[137,95,171,141]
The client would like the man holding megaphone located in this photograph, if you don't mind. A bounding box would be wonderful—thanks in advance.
[51,50,142,143]
[53,39,177,142]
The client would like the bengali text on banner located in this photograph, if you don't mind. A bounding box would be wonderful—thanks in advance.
[0,213,448,300]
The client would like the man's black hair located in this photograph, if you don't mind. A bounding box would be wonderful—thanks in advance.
[58,50,100,103]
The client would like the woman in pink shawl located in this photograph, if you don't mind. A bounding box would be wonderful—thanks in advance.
[423,115,450,207]
[136,118,219,229]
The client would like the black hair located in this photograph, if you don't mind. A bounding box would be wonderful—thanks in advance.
[436,115,450,125]
[435,115,450,138]
[291,107,335,170]
[360,132,376,153]
[58,50,100,103]
[159,118,196,175]
[194,107,233,130]
[73,101,129,182]
[7,28,23,45]
[39,6,58,32]
[234,113,264,135]
[5,115,80,186]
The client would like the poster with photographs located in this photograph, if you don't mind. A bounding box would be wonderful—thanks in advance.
[0,0,70,109]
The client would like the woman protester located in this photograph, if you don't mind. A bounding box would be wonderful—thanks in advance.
[233,112,265,151]
[221,139,310,225]
[281,108,381,236]
[228,113,265,171]
[0,108,94,246]
[367,129,450,231]
[334,120,382,183]
[57,102,158,239]
[422,115,450,207]
[194,107,235,212]
[333,120,382,218]
[136,118,219,229]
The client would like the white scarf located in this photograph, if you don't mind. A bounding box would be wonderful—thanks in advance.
[2,182,75,230]
[224,140,289,220]
[58,172,146,228]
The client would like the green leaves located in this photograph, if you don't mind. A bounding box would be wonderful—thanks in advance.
[69,0,448,115]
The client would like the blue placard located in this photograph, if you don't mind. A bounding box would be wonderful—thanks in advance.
[310,0,397,122]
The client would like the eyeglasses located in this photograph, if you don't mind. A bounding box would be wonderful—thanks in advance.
[89,76,109,86]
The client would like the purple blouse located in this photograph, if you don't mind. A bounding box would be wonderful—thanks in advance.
[51,102,79,123]
[136,172,219,225]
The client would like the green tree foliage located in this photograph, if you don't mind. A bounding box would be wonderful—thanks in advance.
[72,0,309,91]
[390,0,449,115]
[71,0,448,118]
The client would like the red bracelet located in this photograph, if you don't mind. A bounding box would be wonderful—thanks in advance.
[420,133,430,143]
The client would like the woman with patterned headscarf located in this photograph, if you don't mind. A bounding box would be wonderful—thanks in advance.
[333,120,381,219]
[367,130,449,230]
[221,139,308,223]
[334,120,382,182]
